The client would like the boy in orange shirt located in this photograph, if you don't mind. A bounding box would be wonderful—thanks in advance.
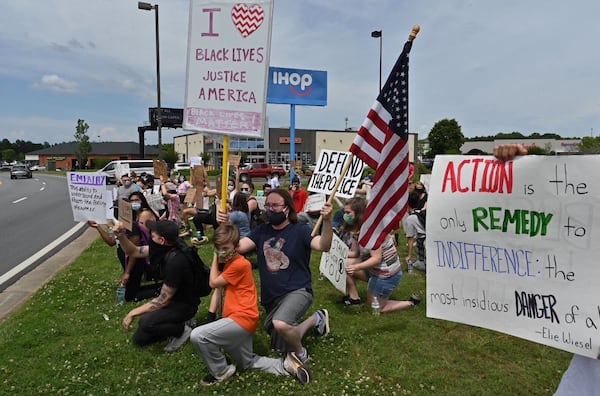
[190,223,310,386]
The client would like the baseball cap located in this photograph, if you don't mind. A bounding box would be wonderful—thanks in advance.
[146,220,179,242]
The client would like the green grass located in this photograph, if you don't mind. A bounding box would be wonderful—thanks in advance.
[0,228,571,395]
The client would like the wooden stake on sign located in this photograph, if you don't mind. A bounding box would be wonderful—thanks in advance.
[311,153,355,236]
[221,136,230,212]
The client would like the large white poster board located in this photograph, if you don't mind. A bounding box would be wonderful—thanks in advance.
[319,233,349,294]
[67,173,108,224]
[184,0,273,137]
[427,155,600,358]
[308,150,365,198]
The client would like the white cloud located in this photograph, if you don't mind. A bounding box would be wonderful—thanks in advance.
[33,74,79,94]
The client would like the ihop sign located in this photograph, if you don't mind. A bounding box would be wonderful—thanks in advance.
[267,67,327,106]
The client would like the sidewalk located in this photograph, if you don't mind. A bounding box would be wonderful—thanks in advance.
[0,227,98,324]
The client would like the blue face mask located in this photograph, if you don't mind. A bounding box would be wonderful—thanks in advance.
[131,202,142,211]
[343,213,355,225]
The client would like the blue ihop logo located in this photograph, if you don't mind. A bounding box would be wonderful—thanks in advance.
[267,67,327,106]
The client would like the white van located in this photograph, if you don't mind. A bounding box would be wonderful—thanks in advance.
[99,160,154,184]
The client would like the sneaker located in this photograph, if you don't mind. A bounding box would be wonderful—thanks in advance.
[338,295,362,307]
[283,352,312,385]
[201,364,236,386]
[409,294,422,306]
[315,309,330,337]
[164,325,192,352]
[412,261,426,271]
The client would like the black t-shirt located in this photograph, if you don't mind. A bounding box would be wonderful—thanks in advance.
[163,249,201,308]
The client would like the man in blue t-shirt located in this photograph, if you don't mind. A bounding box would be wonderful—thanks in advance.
[219,188,333,383]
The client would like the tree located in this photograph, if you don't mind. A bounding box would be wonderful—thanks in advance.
[578,136,600,154]
[2,148,16,163]
[74,119,92,169]
[200,152,211,167]
[161,143,179,169]
[427,118,465,156]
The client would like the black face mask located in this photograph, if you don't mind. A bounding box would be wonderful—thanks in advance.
[267,210,287,225]
[149,239,174,277]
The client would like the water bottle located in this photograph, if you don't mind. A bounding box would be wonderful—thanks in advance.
[107,227,114,238]
[408,261,414,273]
[371,296,380,316]
[116,283,126,305]
[196,230,203,239]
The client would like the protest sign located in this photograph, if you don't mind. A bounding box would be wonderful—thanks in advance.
[184,0,274,137]
[118,198,133,231]
[190,156,203,167]
[308,150,364,198]
[426,155,600,358]
[153,160,168,180]
[114,163,130,180]
[185,187,197,204]
[67,172,108,223]
[146,193,165,212]
[319,233,349,294]
[304,193,326,213]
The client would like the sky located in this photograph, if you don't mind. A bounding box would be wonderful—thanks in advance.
[1,0,600,146]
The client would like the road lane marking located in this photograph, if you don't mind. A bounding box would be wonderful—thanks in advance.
[0,222,86,287]
[12,197,27,204]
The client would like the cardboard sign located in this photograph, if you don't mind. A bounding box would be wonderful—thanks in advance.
[308,150,364,198]
[184,188,197,204]
[153,160,168,180]
[229,154,241,167]
[427,155,600,358]
[117,198,133,231]
[67,172,108,224]
[319,233,349,294]
[114,163,130,180]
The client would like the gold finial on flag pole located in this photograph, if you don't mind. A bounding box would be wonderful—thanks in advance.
[408,25,420,41]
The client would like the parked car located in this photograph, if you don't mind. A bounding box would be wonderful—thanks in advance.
[174,162,190,171]
[10,164,33,179]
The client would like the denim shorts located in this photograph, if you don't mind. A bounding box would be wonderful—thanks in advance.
[366,270,402,298]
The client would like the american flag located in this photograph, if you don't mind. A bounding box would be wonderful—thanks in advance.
[349,40,413,250]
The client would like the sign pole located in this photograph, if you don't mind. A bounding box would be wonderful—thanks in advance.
[221,135,229,212]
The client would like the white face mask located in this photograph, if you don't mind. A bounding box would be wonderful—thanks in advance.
[227,185,234,191]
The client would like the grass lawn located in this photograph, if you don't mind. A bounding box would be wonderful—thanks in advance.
[0,226,571,395]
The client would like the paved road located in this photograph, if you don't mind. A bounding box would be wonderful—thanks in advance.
[0,172,86,289]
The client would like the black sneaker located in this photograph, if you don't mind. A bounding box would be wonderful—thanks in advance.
[409,294,422,306]
[338,295,362,306]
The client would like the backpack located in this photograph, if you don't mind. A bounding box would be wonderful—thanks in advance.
[248,198,266,230]
[148,241,212,297]
[411,209,426,228]
[176,241,212,297]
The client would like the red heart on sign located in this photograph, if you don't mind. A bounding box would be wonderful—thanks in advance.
[231,3,265,38]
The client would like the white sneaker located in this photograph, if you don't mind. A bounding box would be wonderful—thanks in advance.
[201,364,236,386]
[164,325,192,352]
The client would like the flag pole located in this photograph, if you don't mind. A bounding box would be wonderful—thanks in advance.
[408,24,420,42]
[311,153,355,236]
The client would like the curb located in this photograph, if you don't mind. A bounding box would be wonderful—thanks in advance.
[0,227,98,324]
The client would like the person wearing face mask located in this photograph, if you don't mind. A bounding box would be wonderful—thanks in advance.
[116,192,162,302]
[114,174,138,219]
[115,220,207,352]
[216,188,334,381]
[190,223,310,385]
[340,197,421,311]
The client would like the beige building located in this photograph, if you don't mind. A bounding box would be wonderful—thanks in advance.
[173,128,419,169]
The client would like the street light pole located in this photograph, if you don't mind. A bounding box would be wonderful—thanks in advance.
[138,2,162,150]
[371,30,382,93]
